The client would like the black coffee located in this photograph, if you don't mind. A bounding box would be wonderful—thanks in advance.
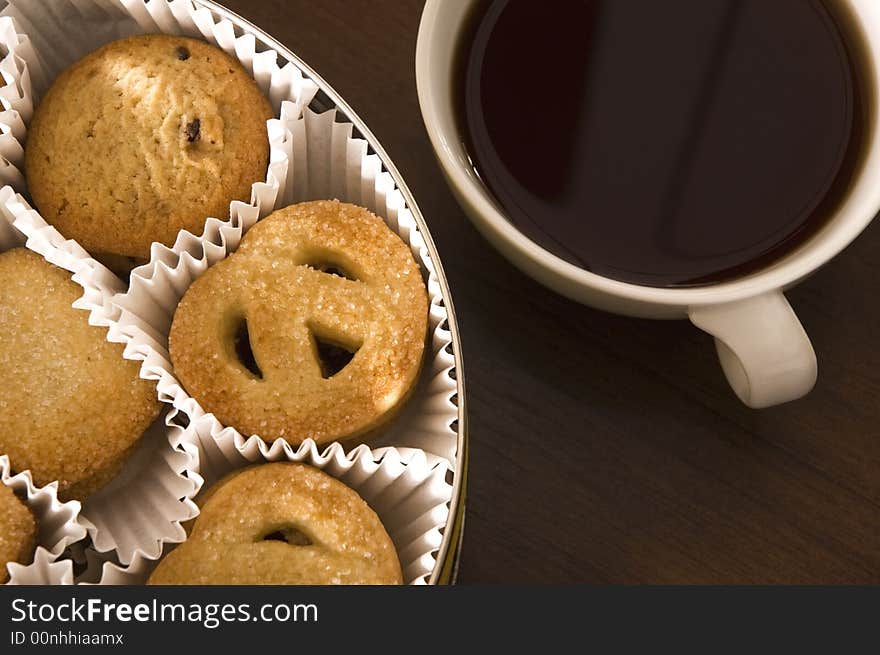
[461,0,865,287]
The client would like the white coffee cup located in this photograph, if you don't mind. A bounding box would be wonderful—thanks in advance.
[415,0,880,408]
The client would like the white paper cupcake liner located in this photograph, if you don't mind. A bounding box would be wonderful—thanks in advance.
[115,104,459,466]
[0,15,36,191]
[1,455,86,585]
[76,412,202,566]
[77,549,144,585]
[0,189,202,570]
[89,426,452,586]
[73,548,148,585]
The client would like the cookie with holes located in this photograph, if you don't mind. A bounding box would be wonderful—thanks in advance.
[25,34,273,260]
[169,200,428,444]
[147,462,402,585]
[0,484,36,584]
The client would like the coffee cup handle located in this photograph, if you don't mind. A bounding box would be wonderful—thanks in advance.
[688,291,817,408]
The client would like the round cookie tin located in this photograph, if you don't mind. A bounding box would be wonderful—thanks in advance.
[0,0,467,584]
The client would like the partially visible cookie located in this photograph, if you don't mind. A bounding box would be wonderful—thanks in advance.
[25,34,273,259]
[0,484,36,584]
[169,200,428,445]
[147,463,403,585]
[0,248,162,499]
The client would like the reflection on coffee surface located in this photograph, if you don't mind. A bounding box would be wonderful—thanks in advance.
[462,0,864,287]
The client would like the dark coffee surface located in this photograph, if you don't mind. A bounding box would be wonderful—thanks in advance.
[463,0,860,287]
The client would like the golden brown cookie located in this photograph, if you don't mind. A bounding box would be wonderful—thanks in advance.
[169,200,428,444]
[0,248,162,499]
[0,484,36,584]
[147,462,402,585]
[25,34,273,259]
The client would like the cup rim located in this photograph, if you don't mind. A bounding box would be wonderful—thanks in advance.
[416,0,880,308]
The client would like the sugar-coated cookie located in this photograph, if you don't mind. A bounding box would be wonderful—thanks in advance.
[0,249,162,498]
[147,463,403,585]
[0,484,36,584]
[169,200,428,444]
[26,34,273,259]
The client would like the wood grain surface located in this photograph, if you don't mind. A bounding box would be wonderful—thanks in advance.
[221,0,880,583]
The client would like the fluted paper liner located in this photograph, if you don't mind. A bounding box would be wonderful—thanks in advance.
[114,102,459,466]
[85,433,452,585]
[0,189,201,569]
[1,456,85,585]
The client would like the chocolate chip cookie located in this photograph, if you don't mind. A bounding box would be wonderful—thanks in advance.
[25,34,273,259]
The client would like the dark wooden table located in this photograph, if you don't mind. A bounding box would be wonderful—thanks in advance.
[223,0,880,583]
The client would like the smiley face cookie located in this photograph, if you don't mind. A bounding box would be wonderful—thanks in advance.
[147,463,403,585]
[0,248,162,499]
[25,34,273,259]
[0,484,36,584]
[169,200,428,444]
